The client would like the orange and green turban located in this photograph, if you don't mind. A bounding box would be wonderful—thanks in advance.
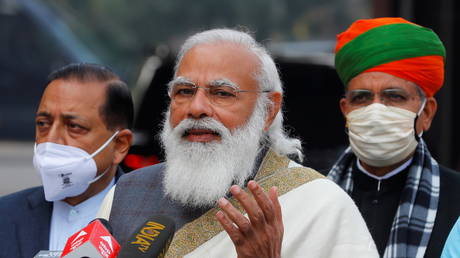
[335,17,446,97]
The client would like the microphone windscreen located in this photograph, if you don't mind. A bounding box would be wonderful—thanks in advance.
[118,215,175,258]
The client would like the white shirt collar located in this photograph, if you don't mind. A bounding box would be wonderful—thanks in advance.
[356,158,413,180]
[48,178,115,251]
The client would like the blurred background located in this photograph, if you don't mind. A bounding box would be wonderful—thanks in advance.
[1,0,459,196]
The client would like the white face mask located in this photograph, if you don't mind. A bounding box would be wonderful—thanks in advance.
[33,131,119,201]
[346,102,425,167]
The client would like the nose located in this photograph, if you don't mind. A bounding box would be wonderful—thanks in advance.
[187,88,214,119]
[372,99,383,104]
[372,93,384,105]
[38,123,65,145]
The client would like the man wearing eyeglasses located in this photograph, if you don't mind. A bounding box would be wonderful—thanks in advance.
[328,17,460,258]
[97,28,377,257]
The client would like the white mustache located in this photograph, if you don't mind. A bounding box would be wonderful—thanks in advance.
[172,117,231,139]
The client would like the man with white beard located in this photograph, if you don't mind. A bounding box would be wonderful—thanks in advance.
[98,28,378,257]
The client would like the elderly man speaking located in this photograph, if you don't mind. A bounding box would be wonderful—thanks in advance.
[328,18,460,258]
[98,29,377,257]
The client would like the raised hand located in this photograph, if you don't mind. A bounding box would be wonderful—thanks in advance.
[216,180,283,258]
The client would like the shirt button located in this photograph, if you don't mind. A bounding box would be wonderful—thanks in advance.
[69,209,79,221]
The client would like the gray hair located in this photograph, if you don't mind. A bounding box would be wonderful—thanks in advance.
[174,28,303,161]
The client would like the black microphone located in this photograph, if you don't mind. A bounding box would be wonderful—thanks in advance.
[117,215,176,258]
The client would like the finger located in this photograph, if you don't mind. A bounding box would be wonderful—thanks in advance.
[268,186,282,223]
[230,185,267,228]
[269,186,284,248]
[248,181,276,223]
[218,197,253,235]
[215,210,245,246]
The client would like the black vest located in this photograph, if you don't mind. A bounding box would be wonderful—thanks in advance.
[109,163,209,245]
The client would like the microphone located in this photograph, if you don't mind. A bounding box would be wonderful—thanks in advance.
[90,218,114,234]
[60,218,120,258]
[118,215,175,258]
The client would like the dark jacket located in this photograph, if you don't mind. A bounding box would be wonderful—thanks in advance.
[350,164,460,257]
[0,167,123,258]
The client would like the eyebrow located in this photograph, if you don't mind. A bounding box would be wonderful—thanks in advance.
[168,76,240,91]
[208,78,240,90]
[349,87,408,93]
[62,114,80,120]
[167,76,195,91]
[36,111,51,117]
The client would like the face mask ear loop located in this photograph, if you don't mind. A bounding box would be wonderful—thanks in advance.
[414,98,427,141]
[87,165,111,185]
[87,130,120,159]
[344,121,350,136]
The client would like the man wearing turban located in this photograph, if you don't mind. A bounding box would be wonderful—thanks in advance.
[328,17,460,258]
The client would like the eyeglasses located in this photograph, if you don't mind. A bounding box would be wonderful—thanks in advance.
[168,83,270,107]
[345,88,421,107]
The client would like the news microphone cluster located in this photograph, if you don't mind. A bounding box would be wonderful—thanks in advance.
[34,216,176,258]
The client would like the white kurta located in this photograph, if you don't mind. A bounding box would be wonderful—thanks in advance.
[186,178,378,258]
[99,179,377,257]
[98,159,378,257]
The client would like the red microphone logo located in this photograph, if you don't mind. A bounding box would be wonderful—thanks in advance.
[61,220,120,258]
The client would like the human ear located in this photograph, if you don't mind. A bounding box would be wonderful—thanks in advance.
[113,129,133,165]
[340,97,350,117]
[417,97,437,133]
[263,92,282,131]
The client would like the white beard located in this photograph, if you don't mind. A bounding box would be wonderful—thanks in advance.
[160,102,267,208]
